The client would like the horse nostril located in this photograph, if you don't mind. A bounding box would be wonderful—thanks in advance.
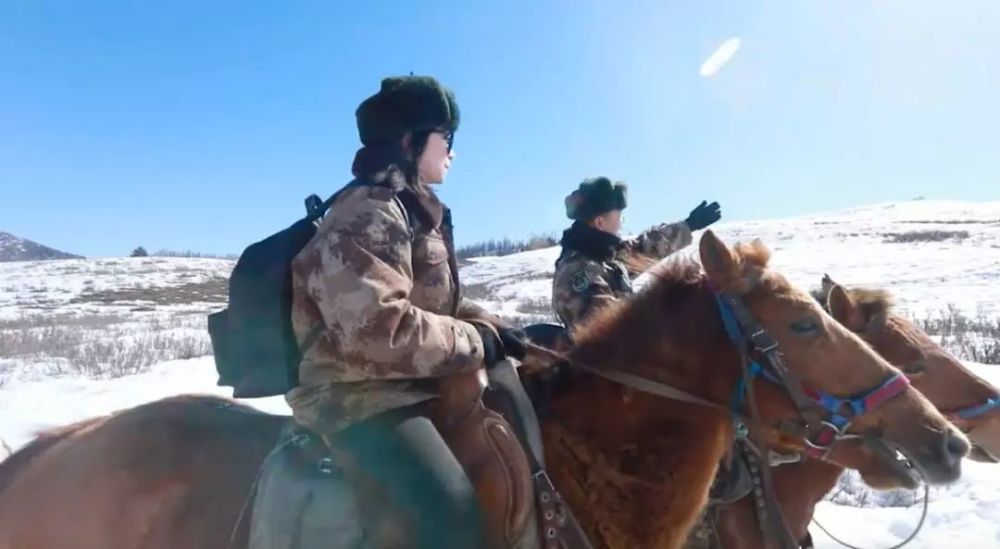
[944,430,971,461]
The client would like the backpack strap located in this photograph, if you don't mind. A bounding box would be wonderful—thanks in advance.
[302,180,365,224]
[304,181,414,238]
[391,195,414,242]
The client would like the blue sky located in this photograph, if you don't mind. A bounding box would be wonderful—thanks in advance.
[2,1,998,257]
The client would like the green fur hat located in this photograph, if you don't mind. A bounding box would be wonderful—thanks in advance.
[355,76,461,146]
[564,177,628,220]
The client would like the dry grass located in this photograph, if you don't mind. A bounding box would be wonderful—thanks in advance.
[883,230,970,244]
[461,282,558,326]
[0,312,212,379]
[69,277,228,306]
[0,312,128,330]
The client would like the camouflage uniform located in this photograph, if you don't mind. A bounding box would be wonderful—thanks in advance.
[286,165,492,434]
[551,221,693,330]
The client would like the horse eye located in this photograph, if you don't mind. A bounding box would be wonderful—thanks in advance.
[789,320,819,335]
[902,362,927,375]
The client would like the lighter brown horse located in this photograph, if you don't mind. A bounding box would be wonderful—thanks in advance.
[0,232,969,549]
[708,277,1000,549]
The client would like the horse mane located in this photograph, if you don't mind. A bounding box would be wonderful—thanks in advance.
[734,239,773,268]
[575,239,777,357]
[0,416,105,495]
[811,285,896,318]
[848,288,895,315]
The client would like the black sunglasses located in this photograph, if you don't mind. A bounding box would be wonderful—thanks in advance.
[436,129,454,152]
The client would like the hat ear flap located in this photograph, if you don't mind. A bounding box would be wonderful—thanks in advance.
[565,191,585,220]
[444,88,461,132]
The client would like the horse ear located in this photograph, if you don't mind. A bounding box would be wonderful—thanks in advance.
[699,230,739,291]
[828,284,867,331]
[819,274,837,300]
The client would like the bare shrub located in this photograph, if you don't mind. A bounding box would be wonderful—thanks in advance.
[153,249,239,260]
[0,325,86,359]
[824,470,924,508]
[457,233,558,259]
[515,298,557,320]
[54,333,213,378]
[914,306,1000,364]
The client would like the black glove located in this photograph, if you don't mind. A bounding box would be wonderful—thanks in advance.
[684,200,722,231]
[473,324,528,368]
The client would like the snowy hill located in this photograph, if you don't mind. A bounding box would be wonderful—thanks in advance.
[464,199,1000,323]
[2,199,1000,547]
[0,231,82,262]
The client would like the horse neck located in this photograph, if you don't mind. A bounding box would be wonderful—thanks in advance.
[546,280,744,548]
[542,374,733,548]
[771,459,844,540]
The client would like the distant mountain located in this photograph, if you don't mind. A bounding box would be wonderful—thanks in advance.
[0,231,82,262]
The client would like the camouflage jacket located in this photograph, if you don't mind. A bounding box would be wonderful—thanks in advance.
[286,165,493,434]
[551,220,692,330]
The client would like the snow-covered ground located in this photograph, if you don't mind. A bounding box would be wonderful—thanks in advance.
[0,256,232,319]
[2,199,1000,547]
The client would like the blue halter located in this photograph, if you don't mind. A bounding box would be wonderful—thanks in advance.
[714,293,911,457]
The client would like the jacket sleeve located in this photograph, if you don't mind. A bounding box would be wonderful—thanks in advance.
[456,298,512,328]
[623,220,693,260]
[301,194,485,380]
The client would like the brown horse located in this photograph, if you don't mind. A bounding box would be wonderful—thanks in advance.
[0,232,969,549]
[708,276,1000,549]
